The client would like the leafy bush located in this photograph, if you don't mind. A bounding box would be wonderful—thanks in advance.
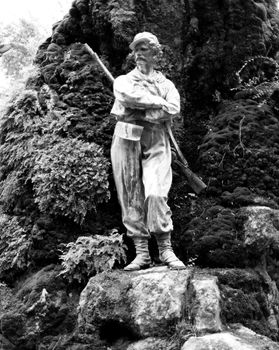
[0,214,32,278]
[31,137,110,224]
[0,171,25,212]
[0,87,111,223]
[59,230,127,283]
[0,90,46,213]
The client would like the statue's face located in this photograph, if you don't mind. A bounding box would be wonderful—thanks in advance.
[134,42,155,66]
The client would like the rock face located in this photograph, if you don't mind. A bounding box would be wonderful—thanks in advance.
[0,0,279,272]
[77,267,279,349]
[243,206,279,251]
[128,268,190,337]
[79,267,192,338]
[190,275,222,333]
[0,265,279,349]
[0,265,79,350]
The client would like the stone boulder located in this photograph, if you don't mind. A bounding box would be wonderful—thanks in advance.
[182,325,279,350]
[78,266,193,339]
[243,206,279,252]
[77,266,279,348]
[189,274,222,333]
[1,265,279,349]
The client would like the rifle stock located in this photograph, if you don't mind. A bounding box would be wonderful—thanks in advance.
[174,160,207,194]
[166,124,206,194]
[84,43,207,194]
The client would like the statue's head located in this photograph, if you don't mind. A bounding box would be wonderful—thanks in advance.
[129,32,162,60]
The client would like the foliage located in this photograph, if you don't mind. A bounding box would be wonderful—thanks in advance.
[0,19,46,79]
[0,90,41,213]
[0,171,25,212]
[233,56,279,104]
[31,137,110,223]
[0,214,32,277]
[59,230,127,283]
[0,87,111,222]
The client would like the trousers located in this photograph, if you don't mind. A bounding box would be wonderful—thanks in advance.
[111,122,173,238]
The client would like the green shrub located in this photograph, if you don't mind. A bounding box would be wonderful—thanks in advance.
[0,90,49,212]
[0,214,32,278]
[31,137,110,224]
[0,88,111,223]
[59,230,127,283]
[0,171,25,212]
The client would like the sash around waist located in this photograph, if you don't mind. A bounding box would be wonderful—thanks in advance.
[113,121,144,141]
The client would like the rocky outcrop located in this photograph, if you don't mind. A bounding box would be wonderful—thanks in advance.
[1,0,279,270]
[0,265,79,350]
[1,265,278,349]
[76,267,279,349]
[79,267,192,339]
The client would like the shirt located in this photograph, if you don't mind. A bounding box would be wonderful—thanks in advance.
[111,67,180,125]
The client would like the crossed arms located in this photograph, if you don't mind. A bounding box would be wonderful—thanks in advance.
[113,75,180,122]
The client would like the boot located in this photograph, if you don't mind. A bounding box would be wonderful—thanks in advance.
[124,237,151,271]
[155,233,186,270]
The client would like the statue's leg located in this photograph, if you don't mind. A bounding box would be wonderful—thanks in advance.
[141,125,186,270]
[111,135,151,270]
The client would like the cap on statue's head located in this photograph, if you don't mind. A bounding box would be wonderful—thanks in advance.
[129,32,160,50]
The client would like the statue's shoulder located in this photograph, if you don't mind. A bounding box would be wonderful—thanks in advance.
[115,74,127,81]
[115,70,136,82]
[114,74,130,87]
[166,78,176,89]
[156,71,176,89]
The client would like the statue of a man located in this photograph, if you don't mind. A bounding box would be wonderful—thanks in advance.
[110,32,186,271]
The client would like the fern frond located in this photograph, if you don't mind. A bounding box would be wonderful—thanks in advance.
[59,231,127,283]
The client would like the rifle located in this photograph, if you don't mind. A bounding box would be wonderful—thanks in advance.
[84,43,207,194]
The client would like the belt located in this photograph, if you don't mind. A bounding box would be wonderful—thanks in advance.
[114,121,144,141]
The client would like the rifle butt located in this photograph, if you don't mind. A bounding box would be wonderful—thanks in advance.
[179,164,207,194]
